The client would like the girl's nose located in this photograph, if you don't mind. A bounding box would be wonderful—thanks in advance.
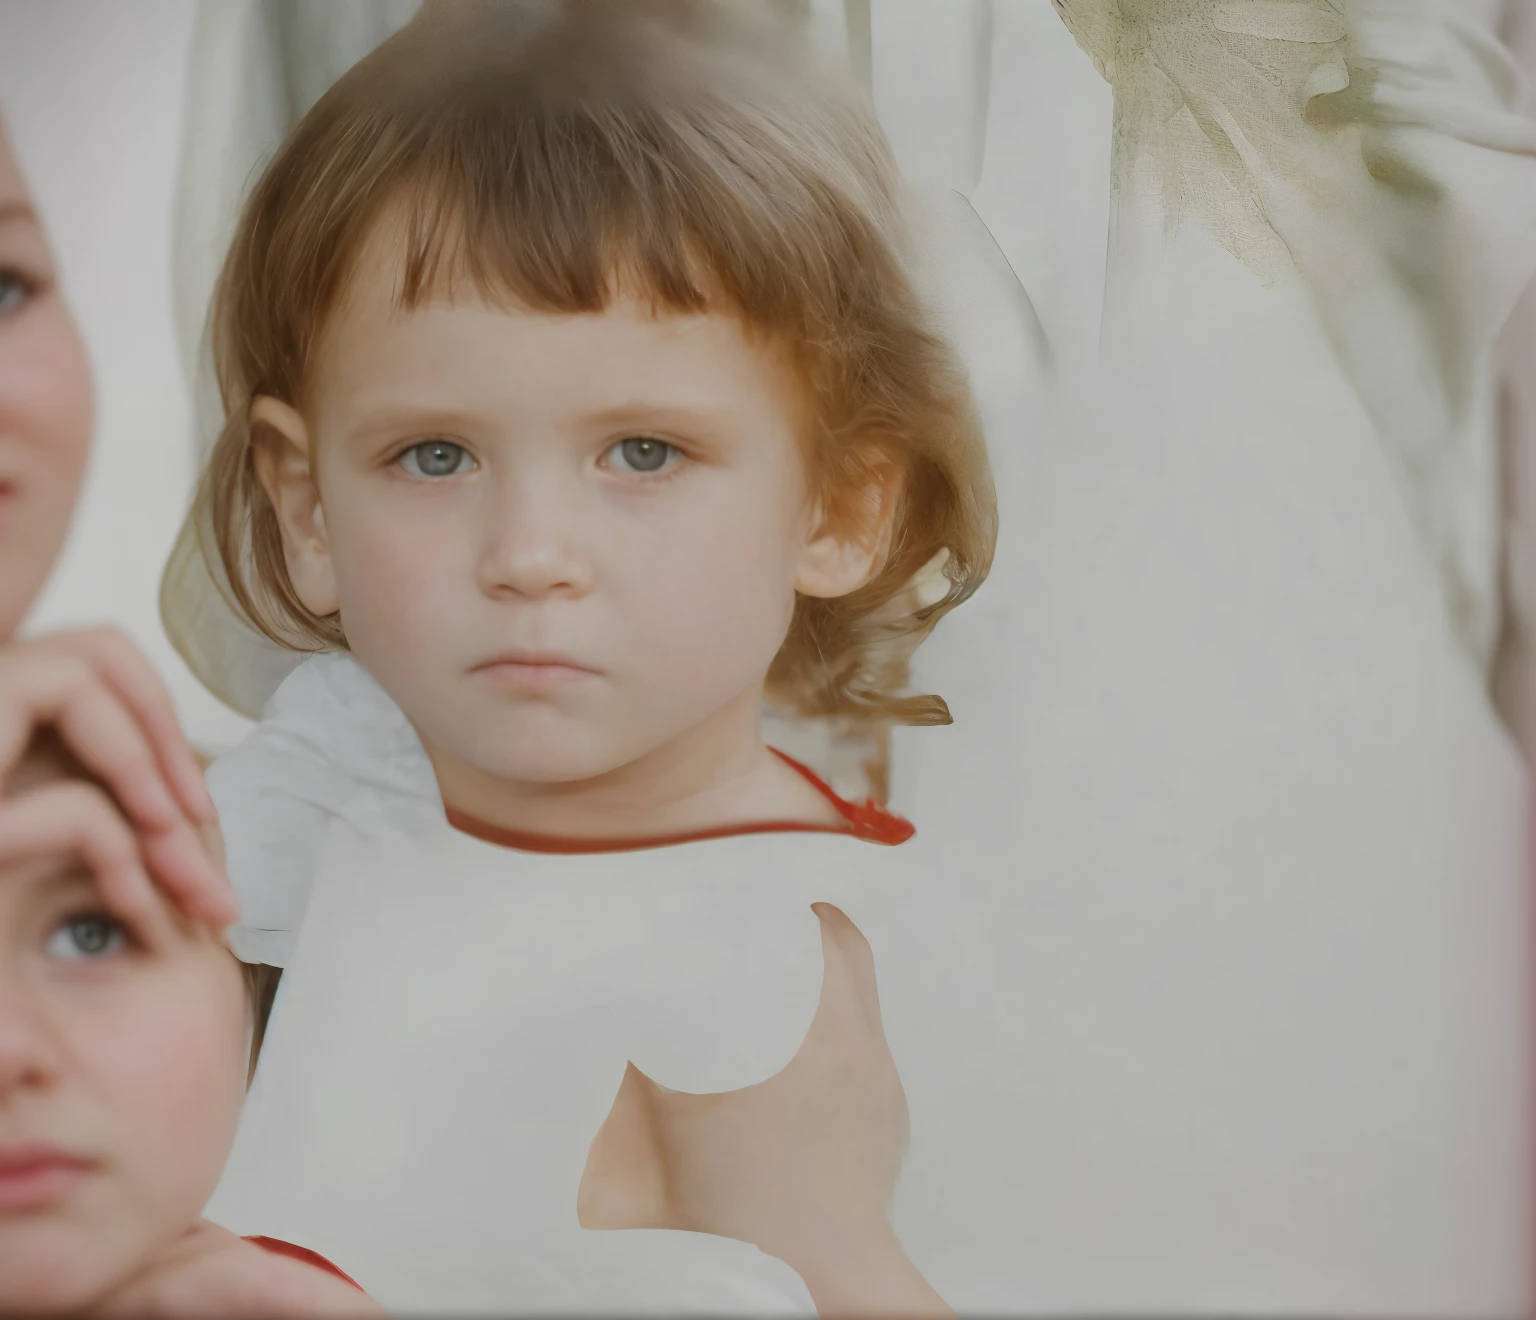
[0,988,59,1099]
[475,473,596,601]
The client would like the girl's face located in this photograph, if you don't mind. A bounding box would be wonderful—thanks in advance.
[255,226,881,807]
[0,750,248,1313]
[0,122,92,641]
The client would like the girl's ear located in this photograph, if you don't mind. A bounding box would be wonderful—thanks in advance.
[794,455,904,600]
[248,397,339,618]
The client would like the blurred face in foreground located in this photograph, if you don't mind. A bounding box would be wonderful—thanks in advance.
[0,120,92,641]
[0,739,247,1313]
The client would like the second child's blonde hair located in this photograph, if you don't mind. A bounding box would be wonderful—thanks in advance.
[166,0,995,728]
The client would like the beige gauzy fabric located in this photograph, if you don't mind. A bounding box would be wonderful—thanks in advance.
[1492,0,1536,750]
[1054,0,1536,675]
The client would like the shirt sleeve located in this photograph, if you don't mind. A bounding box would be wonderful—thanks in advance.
[208,653,437,967]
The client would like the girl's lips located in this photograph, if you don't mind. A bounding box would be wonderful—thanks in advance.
[0,1151,94,1214]
[473,651,599,694]
[475,659,596,693]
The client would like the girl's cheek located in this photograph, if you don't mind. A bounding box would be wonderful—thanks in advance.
[334,503,469,630]
[12,297,93,479]
[87,967,248,1208]
[0,299,92,635]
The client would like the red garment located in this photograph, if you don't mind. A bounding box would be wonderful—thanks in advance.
[445,747,915,853]
[245,1235,364,1291]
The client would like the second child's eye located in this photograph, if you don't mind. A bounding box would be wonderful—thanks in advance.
[606,437,676,475]
[0,271,33,317]
[45,915,128,962]
[398,440,475,478]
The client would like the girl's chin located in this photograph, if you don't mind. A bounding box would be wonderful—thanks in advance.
[468,750,638,788]
[431,742,634,794]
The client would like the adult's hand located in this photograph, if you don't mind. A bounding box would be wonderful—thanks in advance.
[581,902,953,1318]
[0,627,235,925]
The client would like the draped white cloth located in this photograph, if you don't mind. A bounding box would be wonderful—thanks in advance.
[1493,0,1536,748]
[175,1,1535,1313]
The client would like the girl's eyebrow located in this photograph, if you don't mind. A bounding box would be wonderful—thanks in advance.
[0,201,37,227]
[15,860,100,919]
[31,861,183,950]
[342,405,489,443]
[345,400,736,443]
[577,401,736,433]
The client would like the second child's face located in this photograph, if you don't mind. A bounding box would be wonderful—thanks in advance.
[0,754,248,1313]
[261,228,864,792]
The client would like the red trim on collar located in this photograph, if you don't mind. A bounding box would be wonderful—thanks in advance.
[444,748,914,854]
[245,1235,363,1291]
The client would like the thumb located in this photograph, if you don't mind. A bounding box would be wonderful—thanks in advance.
[809,902,886,1040]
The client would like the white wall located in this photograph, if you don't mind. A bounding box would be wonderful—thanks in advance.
[0,0,251,751]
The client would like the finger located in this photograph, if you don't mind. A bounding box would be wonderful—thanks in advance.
[810,903,885,1031]
[0,634,207,829]
[0,651,181,832]
[31,628,216,823]
[51,674,188,830]
[0,782,156,922]
[788,904,899,1086]
[0,783,190,950]
[0,646,236,924]
[781,905,908,1160]
[141,823,240,927]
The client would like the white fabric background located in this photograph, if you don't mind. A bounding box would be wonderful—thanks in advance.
[1494,0,1536,749]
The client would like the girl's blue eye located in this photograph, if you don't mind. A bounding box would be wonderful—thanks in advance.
[399,440,474,478]
[0,272,31,317]
[609,437,675,475]
[45,915,127,962]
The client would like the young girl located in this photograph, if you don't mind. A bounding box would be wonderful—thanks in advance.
[165,1,1007,1311]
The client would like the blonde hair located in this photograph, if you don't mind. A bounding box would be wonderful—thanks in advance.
[167,0,995,728]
